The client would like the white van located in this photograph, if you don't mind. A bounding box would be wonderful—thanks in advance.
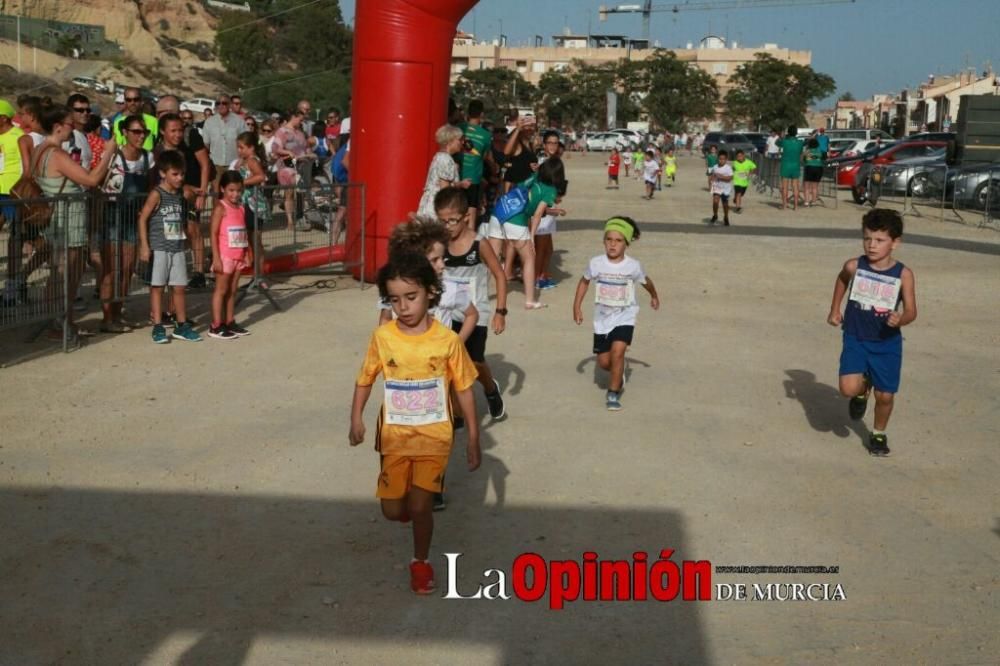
[180,98,217,114]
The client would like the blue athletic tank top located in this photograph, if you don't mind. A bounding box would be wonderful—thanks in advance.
[843,255,904,341]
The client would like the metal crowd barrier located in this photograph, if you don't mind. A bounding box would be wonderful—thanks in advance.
[0,181,366,352]
[750,152,838,209]
[856,162,998,229]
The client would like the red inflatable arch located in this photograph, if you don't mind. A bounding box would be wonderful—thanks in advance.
[345,0,479,279]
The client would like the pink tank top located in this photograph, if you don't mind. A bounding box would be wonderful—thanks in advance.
[218,199,248,259]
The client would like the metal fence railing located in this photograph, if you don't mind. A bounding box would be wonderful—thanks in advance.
[0,181,366,352]
[750,152,838,209]
[855,162,999,228]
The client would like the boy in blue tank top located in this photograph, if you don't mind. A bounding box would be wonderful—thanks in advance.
[827,209,917,456]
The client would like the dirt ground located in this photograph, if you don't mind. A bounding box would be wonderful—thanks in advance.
[1,152,998,665]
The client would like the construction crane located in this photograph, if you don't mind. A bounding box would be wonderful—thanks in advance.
[599,0,857,43]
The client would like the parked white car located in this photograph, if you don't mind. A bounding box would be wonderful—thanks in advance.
[180,97,217,114]
[609,128,644,147]
[832,138,896,159]
[586,132,628,152]
[70,76,109,93]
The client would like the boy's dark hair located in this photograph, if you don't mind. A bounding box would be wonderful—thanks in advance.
[735,148,744,156]
[377,252,443,308]
[66,93,89,107]
[807,137,819,148]
[388,218,450,259]
[433,186,469,215]
[862,208,904,239]
[159,112,182,129]
[718,149,728,158]
[787,125,798,136]
[218,169,245,193]
[156,149,186,174]
[542,129,559,142]
[536,156,566,190]
[468,99,484,118]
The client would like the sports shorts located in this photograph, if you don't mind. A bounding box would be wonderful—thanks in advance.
[839,333,902,394]
[593,325,634,355]
[376,454,449,499]
[452,321,487,363]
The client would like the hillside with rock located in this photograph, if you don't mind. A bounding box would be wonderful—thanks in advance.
[0,0,234,97]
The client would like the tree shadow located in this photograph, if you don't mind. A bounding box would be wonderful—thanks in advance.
[0,485,709,664]
[783,369,868,448]
[576,355,652,389]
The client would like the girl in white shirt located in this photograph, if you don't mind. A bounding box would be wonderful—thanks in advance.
[572,216,660,411]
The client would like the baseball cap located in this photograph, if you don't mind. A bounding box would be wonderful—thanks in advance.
[115,93,125,104]
[0,99,15,118]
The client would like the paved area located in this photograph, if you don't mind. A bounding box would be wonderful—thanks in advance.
[1,152,997,665]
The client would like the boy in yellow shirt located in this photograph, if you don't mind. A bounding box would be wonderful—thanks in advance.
[350,252,481,594]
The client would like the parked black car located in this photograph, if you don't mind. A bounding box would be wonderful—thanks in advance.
[701,132,756,157]
[742,132,768,154]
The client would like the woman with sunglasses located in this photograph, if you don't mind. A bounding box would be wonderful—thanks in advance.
[99,114,154,332]
[33,103,118,339]
[244,116,258,133]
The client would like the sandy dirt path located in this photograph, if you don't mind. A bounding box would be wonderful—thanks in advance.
[1,152,997,665]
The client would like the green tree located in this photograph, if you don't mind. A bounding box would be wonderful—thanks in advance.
[242,69,351,115]
[839,91,855,102]
[452,68,537,120]
[724,53,836,131]
[214,10,274,81]
[640,50,719,133]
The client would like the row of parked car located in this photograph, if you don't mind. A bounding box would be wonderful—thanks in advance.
[825,134,1000,211]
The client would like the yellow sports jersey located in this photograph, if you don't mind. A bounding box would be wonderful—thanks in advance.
[357,319,478,456]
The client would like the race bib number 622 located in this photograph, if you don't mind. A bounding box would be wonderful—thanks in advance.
[595,278,635,308]
[384,378,447,426]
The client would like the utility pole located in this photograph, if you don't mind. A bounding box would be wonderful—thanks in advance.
[16,15,21,73]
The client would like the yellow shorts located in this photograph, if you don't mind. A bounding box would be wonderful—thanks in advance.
[376,454,448,499]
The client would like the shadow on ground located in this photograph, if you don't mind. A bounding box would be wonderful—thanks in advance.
[562,220,1000,256]
[783,369,867,448]
[576,355,651,389]
[0,484,709,664]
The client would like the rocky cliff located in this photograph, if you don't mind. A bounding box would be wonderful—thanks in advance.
[1,0,228,93]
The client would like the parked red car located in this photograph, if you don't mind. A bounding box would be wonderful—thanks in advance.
[836,141,947,188]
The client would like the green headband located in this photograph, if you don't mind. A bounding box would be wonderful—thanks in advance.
[604,218,634,244]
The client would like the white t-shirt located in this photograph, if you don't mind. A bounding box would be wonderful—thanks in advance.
[710,163,733,196]
[766,135,779,155]
[61,129,93,170]
[339,117,351,135]
[584,254,647,334]
[642,158,659,183]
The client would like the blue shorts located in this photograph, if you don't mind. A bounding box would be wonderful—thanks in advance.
[0,193,15,223]
[839,334,902,393]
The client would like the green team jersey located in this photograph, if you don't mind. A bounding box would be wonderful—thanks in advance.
[804,147,823,167]
[460,121,492,185]
[780,137,803,167]
[705,153,718,169]
[732,158,757,187]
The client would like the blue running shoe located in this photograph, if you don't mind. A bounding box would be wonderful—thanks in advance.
[172,321,202,342]
[151,324,169,344]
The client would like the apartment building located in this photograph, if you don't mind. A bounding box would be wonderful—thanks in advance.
[451,32,810,127]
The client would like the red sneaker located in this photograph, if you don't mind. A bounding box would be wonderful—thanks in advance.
[410,560,435,595]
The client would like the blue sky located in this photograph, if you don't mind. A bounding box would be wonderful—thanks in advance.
[339,0,1000,107]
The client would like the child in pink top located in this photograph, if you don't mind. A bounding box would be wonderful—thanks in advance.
[209,170,251,340]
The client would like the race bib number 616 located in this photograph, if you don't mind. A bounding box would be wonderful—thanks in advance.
[849,269,901,311]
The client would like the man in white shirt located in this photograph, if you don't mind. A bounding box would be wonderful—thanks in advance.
[64,93,94,169]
